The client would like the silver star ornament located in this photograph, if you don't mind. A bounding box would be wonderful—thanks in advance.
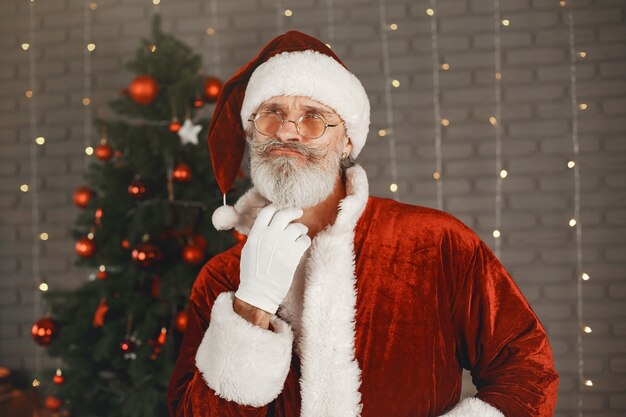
[178,118,202,145]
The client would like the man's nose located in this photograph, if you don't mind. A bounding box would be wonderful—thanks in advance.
[276,118,303,142]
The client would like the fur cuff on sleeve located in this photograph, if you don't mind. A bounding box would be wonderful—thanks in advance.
[195,291,294,407]
[439,397,505,417]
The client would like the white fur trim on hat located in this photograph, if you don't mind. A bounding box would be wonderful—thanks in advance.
[240,50,370,158]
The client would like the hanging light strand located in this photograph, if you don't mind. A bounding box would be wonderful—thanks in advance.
[428,0,443,210]
[83,0,94,169]
[325,0,335,46]
[208,0,222,76]
[275,0,285,34]
[377,0,399,199]
[565,4,588,415]
[27,0,43,377]
[492,0,504,258]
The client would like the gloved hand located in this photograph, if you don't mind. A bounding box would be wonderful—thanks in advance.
[235,204,312,315]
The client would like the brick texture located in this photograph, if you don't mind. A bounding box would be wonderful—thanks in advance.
[1,0,625,415]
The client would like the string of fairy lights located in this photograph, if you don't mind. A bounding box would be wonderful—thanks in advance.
[426,2,444,211]
[377,0,400,200]
[561,0,592,413]
[325,0,335,46]
[491,0,504,258]
[207,0,222,77]
[83,2,96,170]
[23,0,43,385]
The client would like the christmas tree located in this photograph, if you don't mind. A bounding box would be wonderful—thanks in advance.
[36,14,246,417]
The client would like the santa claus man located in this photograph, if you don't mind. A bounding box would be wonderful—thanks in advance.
[167,31,559,417]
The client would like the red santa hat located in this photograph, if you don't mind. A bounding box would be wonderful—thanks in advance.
[208,30,370,231]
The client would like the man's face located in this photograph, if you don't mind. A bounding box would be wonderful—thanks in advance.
[245,95,352,209]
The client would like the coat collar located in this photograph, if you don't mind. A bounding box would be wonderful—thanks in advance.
[232,164,370,417]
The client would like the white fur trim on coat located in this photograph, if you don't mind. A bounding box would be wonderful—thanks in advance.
[297,165,369,417]
[240,50,371,159]
[195,291,294,407]
[439,397,505,417]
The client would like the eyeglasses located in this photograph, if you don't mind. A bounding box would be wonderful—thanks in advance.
[247,111,345,140]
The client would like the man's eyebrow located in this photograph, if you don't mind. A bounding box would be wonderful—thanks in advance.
[258,103,334,116]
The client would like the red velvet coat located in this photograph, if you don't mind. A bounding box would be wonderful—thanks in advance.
[167,165,559,417]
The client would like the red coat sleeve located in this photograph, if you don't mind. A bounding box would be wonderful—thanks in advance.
[167,259,293,417]
[449,233,559,417]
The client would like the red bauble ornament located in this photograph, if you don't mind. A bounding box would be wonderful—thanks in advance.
[128,180,147,199]
[203,76,222,103]
[45,396,62,412]
[31,317,59,347]
[120,338,136,353]
[169,120,182,133]
[128,75,158,105]
[72,186,94,209]
[96,270,107,280]
[173,162,192,182]
[182,243,204,265]
[53,369,65,385]
[174,310,188,333]
[121,239,130,249]
[95,208,103,226]
[193,98,205,108]
[131,243,163,268]
[95,142,113,161]
[75,236,96,258]
[93,298,109,328]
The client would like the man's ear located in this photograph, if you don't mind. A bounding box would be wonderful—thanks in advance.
[343,136,353,156]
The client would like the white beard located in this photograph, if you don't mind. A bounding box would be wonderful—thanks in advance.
[249,139,343,209]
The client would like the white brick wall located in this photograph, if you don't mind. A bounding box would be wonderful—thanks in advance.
[1,0,625,415]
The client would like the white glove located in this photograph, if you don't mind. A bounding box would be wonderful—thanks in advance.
[235,204,312,314]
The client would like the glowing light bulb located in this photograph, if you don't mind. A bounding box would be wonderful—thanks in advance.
[20,184,29,192]
[378,129,387,137]
[585,380,593,387]
[489,116,497,125]
[581,272,590,281]
[578,51,586,58]
[441,63,450,70]
[502,19,510,26]
[579,103,588,110]
[569,218,577,227]
[89,3,98,10]
[495,72,502,80]
[583,326,592,333]
[85,146,94,155]
[391,79,400,88]
[25,90,33,98]
[39,283,48,292]
[32,379,40,387]
[87,43,96,52]
[284,9,293,16]
[206,27,215,36]
[35,136,45,145]
[40,232,49,240]
[500,169,508,178]
[148,44,157,53]
[493,230,500,238]
[389,23,398,31]
[390,183,398,192]
[568,160,575,168]
[433,172,440,180]
[426,8,435,16]
[82,98,91,106]
[441,118,450,126]
[152,0,160,4]
[22,43,30,51]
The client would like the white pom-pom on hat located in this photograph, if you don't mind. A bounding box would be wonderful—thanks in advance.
[212,204,240,231]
